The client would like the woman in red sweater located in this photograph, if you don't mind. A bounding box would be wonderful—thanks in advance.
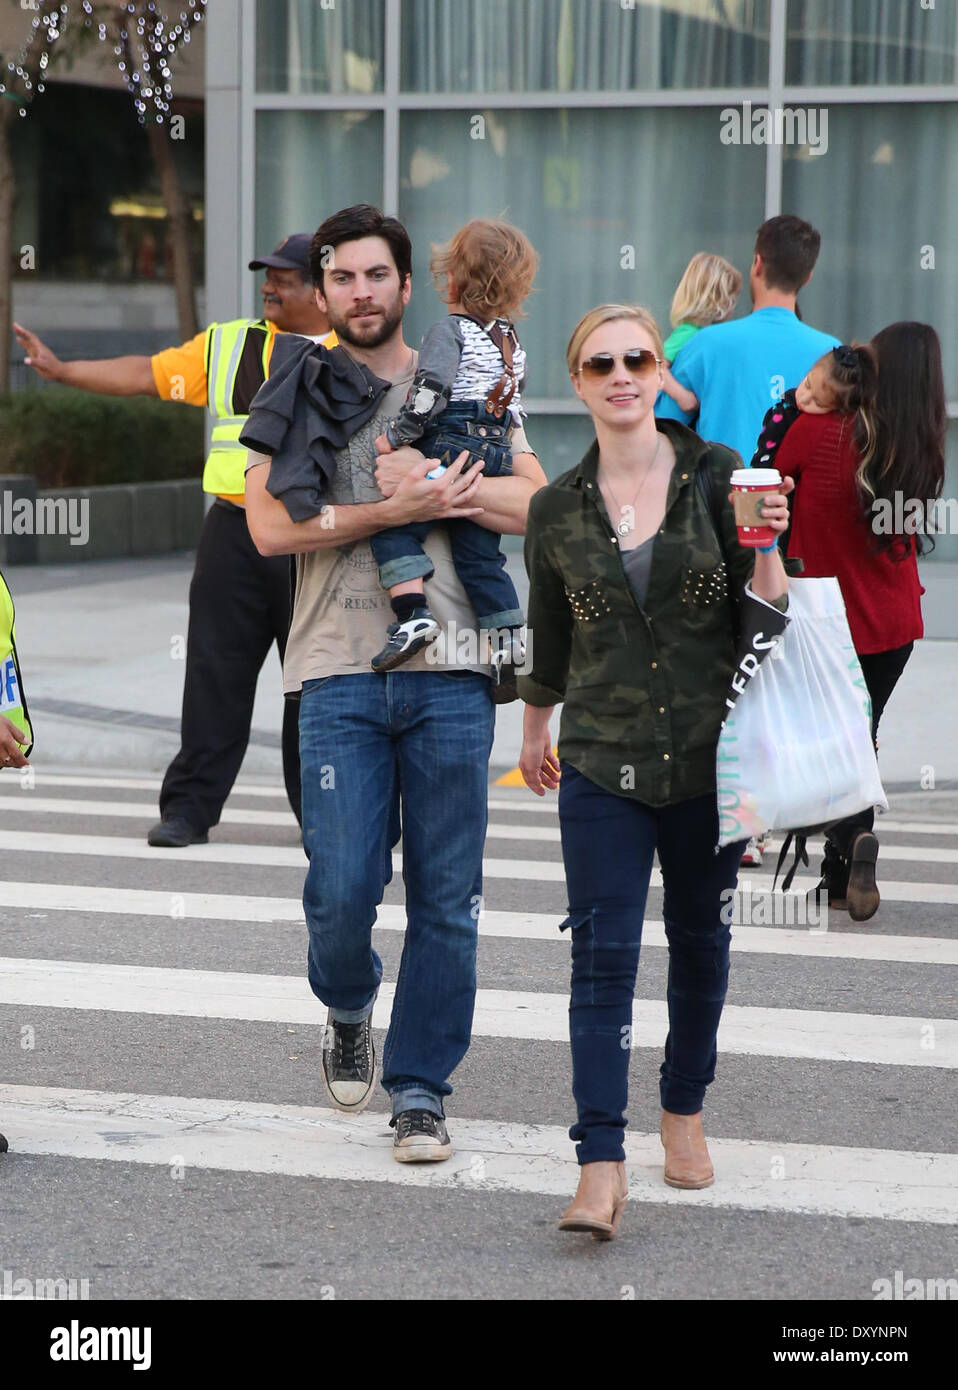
[773,323,946,920]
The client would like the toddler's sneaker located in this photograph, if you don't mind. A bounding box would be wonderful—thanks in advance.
[371,608,440,672]
[490,632,525,705]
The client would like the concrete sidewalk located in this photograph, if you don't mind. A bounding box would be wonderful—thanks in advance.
[7,553,958,788]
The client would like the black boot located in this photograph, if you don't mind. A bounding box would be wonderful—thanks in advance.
[847,831,880,922]
[812,838,850,911]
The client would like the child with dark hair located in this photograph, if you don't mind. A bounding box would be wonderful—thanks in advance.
[749,342,879,471]
[370,218,538,700]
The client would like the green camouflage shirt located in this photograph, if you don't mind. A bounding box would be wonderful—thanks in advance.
[519,419,782,806]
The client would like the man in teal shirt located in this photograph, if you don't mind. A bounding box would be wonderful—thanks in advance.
[657,215,839,461]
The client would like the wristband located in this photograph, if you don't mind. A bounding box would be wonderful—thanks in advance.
[757,540,779,553]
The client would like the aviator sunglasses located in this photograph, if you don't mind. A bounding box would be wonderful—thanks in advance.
[575,348,663,380]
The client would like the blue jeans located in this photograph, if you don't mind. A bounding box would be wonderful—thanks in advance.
[419,399,514,478]
[371,517,523,631]
[299,670,495,1118]
[370,402,523,629]
[558,763,746,1165]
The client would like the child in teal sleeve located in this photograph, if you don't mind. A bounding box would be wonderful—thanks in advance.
[662,319,700,363]
[659,253,741,416]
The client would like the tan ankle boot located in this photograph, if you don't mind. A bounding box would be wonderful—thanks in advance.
[558,1161,628,1240]
[660,1110,714,1189]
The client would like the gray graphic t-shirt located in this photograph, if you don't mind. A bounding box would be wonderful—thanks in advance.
[248,354,527,692]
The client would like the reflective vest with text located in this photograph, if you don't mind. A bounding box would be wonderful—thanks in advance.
[0,569,33,757]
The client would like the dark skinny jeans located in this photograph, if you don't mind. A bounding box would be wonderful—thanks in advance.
[558,763,746,1166]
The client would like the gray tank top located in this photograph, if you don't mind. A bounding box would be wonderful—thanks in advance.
[620,533,656,608]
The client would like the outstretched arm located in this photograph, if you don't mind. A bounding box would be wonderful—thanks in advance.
[13,322,159,396]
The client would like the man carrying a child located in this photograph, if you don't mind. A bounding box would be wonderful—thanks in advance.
[243,204,545,1164]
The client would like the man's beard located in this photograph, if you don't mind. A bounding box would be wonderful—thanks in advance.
[330,293,404,349]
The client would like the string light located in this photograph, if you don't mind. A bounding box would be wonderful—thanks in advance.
[0,1,205,125]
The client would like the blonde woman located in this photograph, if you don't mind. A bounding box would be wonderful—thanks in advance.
[518,304,792,1239]
[660,252,741,416]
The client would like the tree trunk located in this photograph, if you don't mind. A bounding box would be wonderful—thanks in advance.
[0,103,15,395]
[147,117,198,342]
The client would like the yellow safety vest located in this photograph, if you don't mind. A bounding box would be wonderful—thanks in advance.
[0,569,33,757]
[202,318,273,498]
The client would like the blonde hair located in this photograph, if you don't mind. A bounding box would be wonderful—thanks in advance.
[430,219,538,321]
[670,252,742,328]
[566,304,664,375]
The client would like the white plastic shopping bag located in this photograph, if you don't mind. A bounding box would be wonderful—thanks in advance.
[716,577,887,846]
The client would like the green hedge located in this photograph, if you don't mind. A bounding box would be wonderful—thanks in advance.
[0,388,204,489]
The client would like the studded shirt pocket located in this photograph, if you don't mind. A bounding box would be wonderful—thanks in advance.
[564,578,613,624]
[680,560,728,609]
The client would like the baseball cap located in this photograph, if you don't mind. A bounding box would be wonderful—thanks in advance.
[248,233,312,273]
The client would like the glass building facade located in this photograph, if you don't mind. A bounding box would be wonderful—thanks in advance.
[207,0,958,558]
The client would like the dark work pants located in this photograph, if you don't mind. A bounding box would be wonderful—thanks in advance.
[159,500,300,832]
[826,641,914,859]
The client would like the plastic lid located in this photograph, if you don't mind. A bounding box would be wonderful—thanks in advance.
[730,468,781,486]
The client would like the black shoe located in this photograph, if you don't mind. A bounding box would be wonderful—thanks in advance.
[370,609,440,673]
[0,1132,7,1154]
[147,817,209,848]
[489,633,525,705]
[322,1012,377,1113]
[390,1109,452,1163]
[847,831,880,922]
[810,840,849,911]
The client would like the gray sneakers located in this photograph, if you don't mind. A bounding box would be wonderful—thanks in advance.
[321,1013,377,1113]
[321,1015,452,1166]
[390,1109,452,1163]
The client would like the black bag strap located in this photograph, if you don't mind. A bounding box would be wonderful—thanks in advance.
[772,832,810,892]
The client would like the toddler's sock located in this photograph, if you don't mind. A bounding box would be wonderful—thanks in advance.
[391,592,427,623]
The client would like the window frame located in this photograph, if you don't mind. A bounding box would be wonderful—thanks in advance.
[241,0,958,422]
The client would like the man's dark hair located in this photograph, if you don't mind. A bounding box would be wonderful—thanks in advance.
[754,214,822,294]
[309,204,413,290]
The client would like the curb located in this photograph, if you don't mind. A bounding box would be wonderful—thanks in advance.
[0,479,204,565]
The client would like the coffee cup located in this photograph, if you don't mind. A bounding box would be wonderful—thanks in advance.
[730,468,782,547]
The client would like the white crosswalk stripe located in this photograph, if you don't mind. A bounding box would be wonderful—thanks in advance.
[2,955,954,1065]
[1,774,957,1288]
[18,776,958,837]
[2,1084,954,1225]
[4,793,958,863]
[0,880,954,964]
[1,827,957,903]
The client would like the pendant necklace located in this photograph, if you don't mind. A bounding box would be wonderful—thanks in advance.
[601,434,662,537]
